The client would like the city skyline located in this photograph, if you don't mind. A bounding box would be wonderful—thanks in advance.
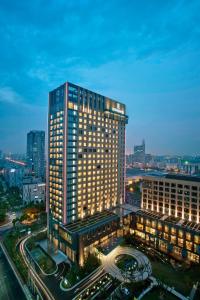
[0,1,200,155]
[0,2,200,299]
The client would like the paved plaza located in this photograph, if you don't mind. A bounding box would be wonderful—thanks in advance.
[101,246,152,282]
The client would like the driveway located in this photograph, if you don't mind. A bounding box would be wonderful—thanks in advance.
[101,246,152,282]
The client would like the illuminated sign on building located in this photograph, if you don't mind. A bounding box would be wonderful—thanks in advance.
[112,107,125,114]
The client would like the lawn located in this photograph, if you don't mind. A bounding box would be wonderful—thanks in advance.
[150,258,200,296]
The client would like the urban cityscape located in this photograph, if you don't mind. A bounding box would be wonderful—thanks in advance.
[0,1,200,300]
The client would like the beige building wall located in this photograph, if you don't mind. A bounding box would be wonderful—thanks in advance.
[142,175,200,223]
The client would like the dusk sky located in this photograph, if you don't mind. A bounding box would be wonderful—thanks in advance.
[0,0,200,155]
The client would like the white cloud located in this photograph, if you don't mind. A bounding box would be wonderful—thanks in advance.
[0,86,23,105]
[0,86,47,112]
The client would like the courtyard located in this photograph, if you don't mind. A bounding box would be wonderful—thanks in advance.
[135,242,200,297]
[101,245,152,282]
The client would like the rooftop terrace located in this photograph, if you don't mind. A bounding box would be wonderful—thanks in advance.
[137,208,200,233]
[181,220,200,233]
[137,209,164,220]
[63,210,119,234]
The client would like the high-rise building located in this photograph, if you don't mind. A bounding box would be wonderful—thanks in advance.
[47,82,128,263]
[27,130,45,180]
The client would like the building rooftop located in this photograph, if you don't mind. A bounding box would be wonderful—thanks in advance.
[166,174,200,183]
[143,173,200,183]
[181,220,200,233]
[137,208,200,233]
[136,209,164,220]
[64,210,119,234]
[23,177,45,185]
[165,215,181,225]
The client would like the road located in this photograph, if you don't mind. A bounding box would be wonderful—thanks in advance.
[19,233,105,300]
[20,234,55,300]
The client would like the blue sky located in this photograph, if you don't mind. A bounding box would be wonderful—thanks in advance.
[0,0,200,155]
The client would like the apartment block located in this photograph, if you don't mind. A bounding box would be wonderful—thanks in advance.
[23,177,46,205]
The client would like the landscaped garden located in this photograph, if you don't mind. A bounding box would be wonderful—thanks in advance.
[30,245,57,275]
[122,280,151,299]
[25,230,58,275]
[121,236,200,297]
[115,254,138,273]
[149,258,200,296]
[61,253,101,289]
[11,202,47,233]
[76,274,120,300]
[142,287,179,300]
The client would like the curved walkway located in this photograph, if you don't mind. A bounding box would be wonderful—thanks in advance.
[101,246,152,283]
[19,230,55,300]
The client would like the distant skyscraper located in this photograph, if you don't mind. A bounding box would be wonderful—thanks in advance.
[134,139,145,163]
[27,130,45,180]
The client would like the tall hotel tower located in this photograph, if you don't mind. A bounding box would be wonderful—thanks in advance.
[47,82,128,263]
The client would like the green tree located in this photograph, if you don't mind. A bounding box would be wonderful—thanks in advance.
[12,217,19,228]
[19,214,28,222]
[83,253,100,274]
[0,208,6,222]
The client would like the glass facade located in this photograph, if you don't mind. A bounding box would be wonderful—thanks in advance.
[134,212,200,263]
